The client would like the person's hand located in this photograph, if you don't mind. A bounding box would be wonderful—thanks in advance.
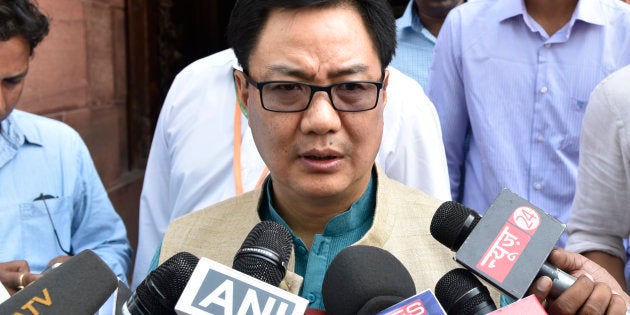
[0,260,41,295]
[529,248,629,314]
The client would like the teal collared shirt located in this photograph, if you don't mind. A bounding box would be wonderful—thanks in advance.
[149,172,377,310]
[261,173,376,310]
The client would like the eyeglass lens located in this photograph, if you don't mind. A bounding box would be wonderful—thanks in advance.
[261,82,379,112]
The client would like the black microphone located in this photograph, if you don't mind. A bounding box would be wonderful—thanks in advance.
[430,198,575,299]
[435,268,497,315]
[232,220,293,286]
[122,251,199,315]
[436,268,550,315]
[175,221,308,314]
[322,245,416,315]
[0,250,118,314]
[125,221,300,315]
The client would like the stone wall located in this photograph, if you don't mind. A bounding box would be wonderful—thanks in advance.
[18,0,142,277]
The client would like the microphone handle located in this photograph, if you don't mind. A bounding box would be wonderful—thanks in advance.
[537,261,576,298]
[538,262,630,315]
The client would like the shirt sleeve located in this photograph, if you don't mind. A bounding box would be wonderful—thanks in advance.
[565,73,630,262]
[71,135,132,283]
[379,67,451,201]
[132,104,173,289]
[426,9,469,202]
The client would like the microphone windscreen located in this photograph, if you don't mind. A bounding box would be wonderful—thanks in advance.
[322,245,416,315]
[430,201,480,251]
[0,250,117,314]
[131,251,199,314]
[435,268,496,315]
[233,220,293,286]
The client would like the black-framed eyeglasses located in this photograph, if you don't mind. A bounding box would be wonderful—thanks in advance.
[241,72,384,113]
[34,193,74,256]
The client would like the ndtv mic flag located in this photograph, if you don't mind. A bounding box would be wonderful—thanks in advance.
[175,257,308,315]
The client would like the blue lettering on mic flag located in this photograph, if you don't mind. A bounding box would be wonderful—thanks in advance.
[193,269,297,314]
[175,257,308,315]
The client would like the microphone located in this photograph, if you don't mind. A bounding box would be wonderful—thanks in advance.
[175,221,308,314]
[0,250,118,314]
[435,268,547,315]
[121,251,199,315]
[232,220,294,286]
[322,245,417,315]
[430,189,574,299]
[434,268,497,315]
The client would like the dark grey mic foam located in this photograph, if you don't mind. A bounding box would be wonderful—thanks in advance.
[430,201,481,251]
[322,245,416,315]
[233,220,293,286]
[435,268,497,315]
[128,251,199,315]
[0,250,117,314]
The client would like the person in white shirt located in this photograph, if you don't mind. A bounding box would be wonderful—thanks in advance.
[565,65,630,290]
[131,48,450,288]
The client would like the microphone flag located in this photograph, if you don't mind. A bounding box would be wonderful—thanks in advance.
[455,189,565,299]
[175,257,308,315]
[377,289,446,315]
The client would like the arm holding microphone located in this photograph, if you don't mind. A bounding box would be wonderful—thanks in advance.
[0,256,67,296]
[431,196,630,314]
[0,260,42,295]
[528,247,630,315]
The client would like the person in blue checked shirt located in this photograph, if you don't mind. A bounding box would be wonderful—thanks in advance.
[391,0,463,88]
[0,0,131,295]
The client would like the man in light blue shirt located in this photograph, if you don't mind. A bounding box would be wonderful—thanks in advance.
[427,0,630,247]
[390,0,462,87]
[0,0,131,294]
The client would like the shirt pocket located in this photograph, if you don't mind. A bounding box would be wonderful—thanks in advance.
[20,196,74,270]
[557,96,587,158]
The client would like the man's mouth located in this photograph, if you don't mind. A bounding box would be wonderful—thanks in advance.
[305,155,337,160]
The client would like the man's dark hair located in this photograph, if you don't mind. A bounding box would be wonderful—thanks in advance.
[0,0,49,54]
[227,0,396,74]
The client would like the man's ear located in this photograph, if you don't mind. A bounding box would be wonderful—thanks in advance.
[233,70,250,114]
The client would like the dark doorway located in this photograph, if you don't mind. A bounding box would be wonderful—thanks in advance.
[126,0,236,169]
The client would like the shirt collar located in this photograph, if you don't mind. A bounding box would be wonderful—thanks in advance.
[494,0,526,22]
[262,171,375,239]
[2,110,44,147]
[1,112,25,148]
[573,0,606,26]
[0,111,42,169]
[495,0,606,26]
[397,0,437,43]
[397,0,417,30]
